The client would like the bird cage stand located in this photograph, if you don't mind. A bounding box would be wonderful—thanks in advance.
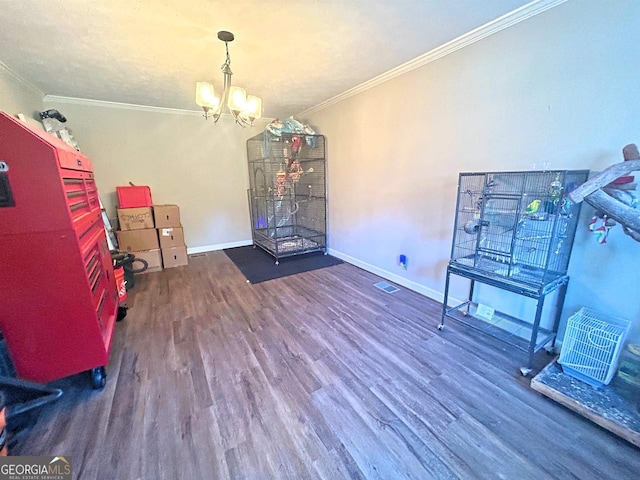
[440,266,569,376]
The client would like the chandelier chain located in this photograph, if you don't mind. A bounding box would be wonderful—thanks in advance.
[221,42,231,71]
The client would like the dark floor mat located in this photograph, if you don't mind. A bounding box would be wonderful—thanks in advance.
[224,245,343,284]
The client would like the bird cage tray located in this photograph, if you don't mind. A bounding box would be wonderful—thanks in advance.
[254,227,326,259]
[448,260,567,297]
[445,299,556,353]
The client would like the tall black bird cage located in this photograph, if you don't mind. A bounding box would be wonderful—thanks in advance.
[246,132,327,264]
[439,169,590,375]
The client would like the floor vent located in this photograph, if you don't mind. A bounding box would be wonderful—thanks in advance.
[189,252,208,258]
[374,281,400,293]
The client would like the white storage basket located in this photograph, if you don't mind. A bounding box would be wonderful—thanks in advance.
[558,307,631,387]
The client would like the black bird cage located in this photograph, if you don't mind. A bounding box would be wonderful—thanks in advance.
[450,170,589,287]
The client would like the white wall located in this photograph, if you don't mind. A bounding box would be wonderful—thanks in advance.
[304,0,640,341]
[42,99,270,252]
[0,62,43,122]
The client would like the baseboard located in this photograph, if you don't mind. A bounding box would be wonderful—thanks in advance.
[188,240,252,255]
[327,248,464,306]
[188,243,466,307]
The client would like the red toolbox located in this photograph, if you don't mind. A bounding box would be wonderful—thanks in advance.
[116,185,152,208]
[0,112,117,389]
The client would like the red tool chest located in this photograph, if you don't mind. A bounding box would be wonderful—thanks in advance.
[0,112,117,388]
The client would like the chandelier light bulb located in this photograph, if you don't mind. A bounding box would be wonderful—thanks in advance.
[195,82,216,108]
[228,86,247,113]
[245,96,262,119]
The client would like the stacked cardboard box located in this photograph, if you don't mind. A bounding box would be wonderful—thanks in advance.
[154,204,188,268]
[115,206,163,274]
[114,185,188,272]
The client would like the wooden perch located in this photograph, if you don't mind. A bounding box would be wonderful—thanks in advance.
[568,149,640,241]
[582,189,640,234]
[568,159,640,203]
[623,226,640,242]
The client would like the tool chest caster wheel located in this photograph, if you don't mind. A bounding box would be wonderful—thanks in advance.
[117,305,128,322]
[90,367,107,389]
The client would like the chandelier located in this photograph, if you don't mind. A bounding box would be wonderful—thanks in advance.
[195,31,262,126]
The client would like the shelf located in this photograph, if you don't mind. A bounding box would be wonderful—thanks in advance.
[250,195,326,201]
[444,301,555,354]
[448,262,568,297]
[248,156,325,163]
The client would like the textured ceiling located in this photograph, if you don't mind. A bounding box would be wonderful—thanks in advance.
[0,0,537,119]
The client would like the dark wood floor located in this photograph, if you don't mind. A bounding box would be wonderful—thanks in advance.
[11,251,640,479]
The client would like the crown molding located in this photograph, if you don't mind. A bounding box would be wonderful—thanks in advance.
[43,95,203,116]
[0,61,45,97]
[298,0,568,118]
[43,95,277,123]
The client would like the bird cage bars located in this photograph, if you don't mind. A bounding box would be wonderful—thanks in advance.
[450,170,589,287]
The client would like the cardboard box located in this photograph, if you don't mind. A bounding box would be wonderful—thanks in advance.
[116,229,159,252]
[129,249,163,274]
[162,246,188,268]
[117,207,154,231]
[158,227,185,249]
[153,204,181,228]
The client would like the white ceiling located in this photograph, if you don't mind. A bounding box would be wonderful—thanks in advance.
[0,0,542,119]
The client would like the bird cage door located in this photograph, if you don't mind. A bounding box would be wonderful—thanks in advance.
[476,195,521,276]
